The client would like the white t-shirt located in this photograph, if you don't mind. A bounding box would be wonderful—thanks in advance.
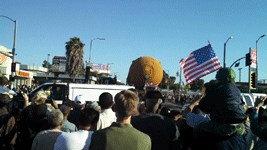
[97,109,117,130]
[54,130,94,150]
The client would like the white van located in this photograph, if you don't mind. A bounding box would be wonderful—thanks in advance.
[27,82,135,105]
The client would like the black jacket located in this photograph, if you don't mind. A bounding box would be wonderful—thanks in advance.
[198,83,247,124]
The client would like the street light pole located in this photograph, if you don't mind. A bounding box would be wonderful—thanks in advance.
[46,54,50,81]
[89,38,105,65]
[0,15,17,88]
[87,38,105,84]
[223,36,233,68]
[238,68,242,82]
[256,34,265,90]
[178,58,184,103]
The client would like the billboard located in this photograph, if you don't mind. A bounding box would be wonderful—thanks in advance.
[86,63,111,74]
[52,56,66,73]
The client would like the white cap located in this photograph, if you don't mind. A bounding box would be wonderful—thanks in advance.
[74,95,86,105]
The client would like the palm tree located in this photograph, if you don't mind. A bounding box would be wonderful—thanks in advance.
[65,37,85,82]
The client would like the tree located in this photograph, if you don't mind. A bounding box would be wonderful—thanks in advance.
[65,37,85,82]
[190,79,204,91]
[42,60,51,70]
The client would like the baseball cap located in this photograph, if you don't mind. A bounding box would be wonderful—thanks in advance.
[74,95,86,105]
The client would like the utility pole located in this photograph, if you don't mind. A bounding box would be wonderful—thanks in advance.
[238,68,242,82]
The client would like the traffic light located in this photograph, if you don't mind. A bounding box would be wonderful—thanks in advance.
[246,53,252,66]
[11,63,16,72]
[250,71,256,89]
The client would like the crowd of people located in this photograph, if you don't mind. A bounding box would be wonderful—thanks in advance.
[0,67,267,150]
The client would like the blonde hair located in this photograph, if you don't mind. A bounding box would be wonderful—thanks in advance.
[32,90,48,104]
[114,90,139,119]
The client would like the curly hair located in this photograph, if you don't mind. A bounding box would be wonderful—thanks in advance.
[32,90,48,105]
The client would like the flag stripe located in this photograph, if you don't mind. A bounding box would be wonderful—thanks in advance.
[186,66,221,85]
[180,44,222,85]
[186,63,222,83]
[184,57,220,78]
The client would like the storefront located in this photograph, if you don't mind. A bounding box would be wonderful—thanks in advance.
[0,46,33,88]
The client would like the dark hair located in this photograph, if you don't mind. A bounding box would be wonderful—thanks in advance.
[145,90,164,100]
[60,105,71,116]
[98,92,113,109]
[0,93,11,108]
[79,108,99,127]
[0,76,9,86]
[259,107,267,123]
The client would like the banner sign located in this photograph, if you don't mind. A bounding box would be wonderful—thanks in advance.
[250,48,257,69]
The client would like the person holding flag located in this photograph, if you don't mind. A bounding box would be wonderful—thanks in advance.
[191,67,248,149]
[180,44,248,149]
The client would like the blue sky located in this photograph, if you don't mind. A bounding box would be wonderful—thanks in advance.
[1,0,267,84]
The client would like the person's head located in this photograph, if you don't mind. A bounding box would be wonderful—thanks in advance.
[79,108,99,131]
[258,107,267,126]
[48,109,64,129]
[86,101,101,112]
[74,95,86,110]
[216,67,236,84]
[0,93,12,108]
[33,104,48,120]
[98,92,114,109]
[113,90,139,120]
[60,104,71,118]
[137,101,146,115]
[145,90,164,113]
[0,76,9,87]
[32,90,48,105]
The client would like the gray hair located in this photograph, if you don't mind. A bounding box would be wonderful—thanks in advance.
[146,98,163,113]
[48,109,64,128]
[32,90,48,104]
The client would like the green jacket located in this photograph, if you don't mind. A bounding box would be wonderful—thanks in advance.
[89,122,151,150]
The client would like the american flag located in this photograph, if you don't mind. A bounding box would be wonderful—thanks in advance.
[180,44,222,85]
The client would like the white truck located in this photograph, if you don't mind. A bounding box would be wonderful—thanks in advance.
[241,93,267,108]
[26,82,135,105]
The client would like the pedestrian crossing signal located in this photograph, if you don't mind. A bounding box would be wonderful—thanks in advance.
[250,71,256,89]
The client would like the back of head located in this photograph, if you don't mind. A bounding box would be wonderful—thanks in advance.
[48,109,64,128]
[74,95,86,110]
[98,92,113,109]
[79,108,99,128]
[0,76,9,86]
[259,107,267,123]
[114,90,139,119]
[215,67,236,84]
[145,90,164,113]
[60,104,71,117]
[33,104,48,119]
[0,93,12,108]
[32,90,48,105]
